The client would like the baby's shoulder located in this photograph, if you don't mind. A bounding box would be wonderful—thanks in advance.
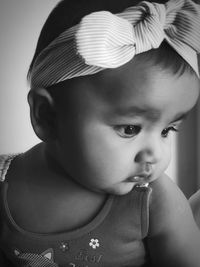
[148,174,191,235]
[146,175,200,266]
[189,189,200,229]
[150,173,188,205]
[0,144,45,184]
[0,145,53,231]
[189,189,200,206]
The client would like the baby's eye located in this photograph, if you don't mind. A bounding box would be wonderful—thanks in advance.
[161,126,179,138]
[115,125,141,138]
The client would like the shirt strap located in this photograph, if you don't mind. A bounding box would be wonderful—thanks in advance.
[0,154,19,182]
[134,185,152,238]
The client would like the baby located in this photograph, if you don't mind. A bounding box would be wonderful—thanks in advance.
[1,0,200,266]
[190,189,200,229]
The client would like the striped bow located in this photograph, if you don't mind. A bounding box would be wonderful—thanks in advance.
[30,0,200,88]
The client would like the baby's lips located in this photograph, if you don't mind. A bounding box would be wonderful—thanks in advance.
[127,173,151,184]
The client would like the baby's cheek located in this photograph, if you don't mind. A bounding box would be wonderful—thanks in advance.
[155,144,171,178]
[88,149,128,176]
[164,152,171,170]
[163,139,171,164]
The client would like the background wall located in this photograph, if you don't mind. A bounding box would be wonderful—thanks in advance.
[177,100,200,198]
[0,1,199,198]
[0,0,58,154]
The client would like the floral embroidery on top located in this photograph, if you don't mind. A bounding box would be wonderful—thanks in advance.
[60,242,69,252]
[89,238,100,249]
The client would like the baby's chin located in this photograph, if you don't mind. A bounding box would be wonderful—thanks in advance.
[96,182,138,196]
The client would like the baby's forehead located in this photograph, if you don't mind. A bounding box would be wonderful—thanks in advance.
[57,56,196,102]
[82,58,163,99]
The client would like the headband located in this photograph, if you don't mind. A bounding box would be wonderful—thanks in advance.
[30,0,200,88]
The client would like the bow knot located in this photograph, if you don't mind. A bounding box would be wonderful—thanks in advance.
[131,2,167,53]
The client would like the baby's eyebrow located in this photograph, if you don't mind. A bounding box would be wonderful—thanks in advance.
[114,106,161,121]
[171,112,188,123]
[114,106,189,123]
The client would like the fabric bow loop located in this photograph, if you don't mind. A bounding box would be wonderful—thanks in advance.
[76,11,136,68]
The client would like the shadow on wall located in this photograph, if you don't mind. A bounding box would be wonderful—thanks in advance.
[177,98,199,199]
[177,56,200,199]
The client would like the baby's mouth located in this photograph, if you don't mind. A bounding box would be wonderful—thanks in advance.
[126,174,151,184]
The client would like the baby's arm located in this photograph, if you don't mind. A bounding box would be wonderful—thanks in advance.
[189,189,200,229]
[146,174,200,267]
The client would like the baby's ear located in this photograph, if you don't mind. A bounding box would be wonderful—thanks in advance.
[28,88,57,142]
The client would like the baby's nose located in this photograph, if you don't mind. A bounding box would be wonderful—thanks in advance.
[134,138,163,165]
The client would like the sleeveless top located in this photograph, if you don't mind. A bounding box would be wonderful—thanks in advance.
[0,154,152,267]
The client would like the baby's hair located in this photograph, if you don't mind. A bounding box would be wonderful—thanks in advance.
[28,0,137,76]
[28,0,195,94]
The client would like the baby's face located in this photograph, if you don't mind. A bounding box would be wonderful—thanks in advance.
[55,60,199,195]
